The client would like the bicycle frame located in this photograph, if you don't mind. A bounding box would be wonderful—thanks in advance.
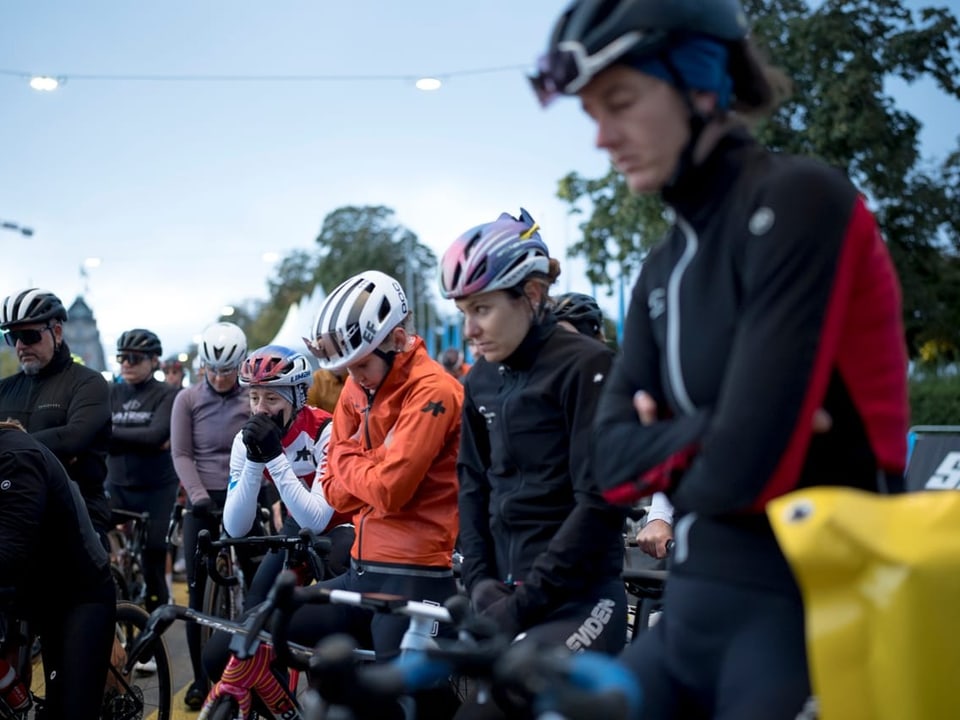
[261,573,641,720]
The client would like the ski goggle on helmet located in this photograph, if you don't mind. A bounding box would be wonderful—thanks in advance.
[439,208,549,300]
[306,270,409,371]
[529,0,749,106]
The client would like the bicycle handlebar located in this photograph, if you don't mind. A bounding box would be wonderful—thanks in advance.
[259,571,641,719]
[196,528,333,588]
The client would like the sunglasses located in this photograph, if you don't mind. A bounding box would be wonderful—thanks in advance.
[529,32,646,106]
[3,325,54,347]
[205,366,239,377]
[117,352,148,365]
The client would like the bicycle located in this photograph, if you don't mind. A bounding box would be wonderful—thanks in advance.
[194,507,276,634]
[621,506,671,641]
[622,542,673,641]
[108,509,151,605]
[0,598,173,720]
[262,572,642,720]
[125,531,358,720]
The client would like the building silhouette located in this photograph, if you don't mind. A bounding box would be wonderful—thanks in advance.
[62,296,107,371]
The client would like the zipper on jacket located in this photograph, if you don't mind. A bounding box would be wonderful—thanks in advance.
[361,389,375,450]
[667,215,699,415]
[495,365,524,584]
[355,388,377,573]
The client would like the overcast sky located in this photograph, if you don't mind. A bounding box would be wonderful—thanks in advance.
[2,1,956,366]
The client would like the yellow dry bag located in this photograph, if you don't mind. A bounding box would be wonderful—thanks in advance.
[768,487,960,720]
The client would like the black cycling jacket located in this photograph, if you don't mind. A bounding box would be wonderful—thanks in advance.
[0,426,111,616]
[0,342,112,530]
[107,377,179,489]
[593,129,909,591]
[459,315,625,628]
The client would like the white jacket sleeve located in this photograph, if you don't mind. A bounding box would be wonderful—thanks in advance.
[223,431,266,538]
[264,421,334,532]
[646,492,675,526]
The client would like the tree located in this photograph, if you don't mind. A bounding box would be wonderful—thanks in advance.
[557,0,960,358]
[228,205,439,347]
[312,206,438,326]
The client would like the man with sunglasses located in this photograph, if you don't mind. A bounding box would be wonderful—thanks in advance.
[0,288,113,544]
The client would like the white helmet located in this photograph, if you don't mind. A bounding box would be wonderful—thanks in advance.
[199,322,247,371]
[306,270,409,370]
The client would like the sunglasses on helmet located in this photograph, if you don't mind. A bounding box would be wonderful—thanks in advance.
[3,325,54,347]
[529,32,646,106]
[117,352,148,365]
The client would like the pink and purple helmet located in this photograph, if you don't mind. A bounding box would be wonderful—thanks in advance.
[439,208,549,300]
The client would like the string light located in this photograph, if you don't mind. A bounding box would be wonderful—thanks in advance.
[0,63,528,91]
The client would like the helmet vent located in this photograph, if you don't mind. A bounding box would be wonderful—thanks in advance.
[377,297,392,323]
[467,259,488,287]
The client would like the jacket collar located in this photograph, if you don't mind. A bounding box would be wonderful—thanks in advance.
[37,340,73,378]
[662,126,756,223]
[371,335,427,397]
[500,314,558,372]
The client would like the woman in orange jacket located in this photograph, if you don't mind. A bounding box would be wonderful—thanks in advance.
[301,271,462,686]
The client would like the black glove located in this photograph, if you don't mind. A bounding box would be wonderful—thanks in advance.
[471,578,521,638]
[242,413,284,462]
[190,496,217,519]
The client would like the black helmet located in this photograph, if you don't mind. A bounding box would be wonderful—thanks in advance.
[0,288,68,329]
[531,0,749,103]
[554,292,604,337]
[117,328,163,356]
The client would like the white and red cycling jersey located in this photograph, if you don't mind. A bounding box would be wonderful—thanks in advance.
[223,406,350,538]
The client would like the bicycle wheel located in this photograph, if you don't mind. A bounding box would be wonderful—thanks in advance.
[207,695,239,720]
[201,552,239,653]
[101,602,172,720]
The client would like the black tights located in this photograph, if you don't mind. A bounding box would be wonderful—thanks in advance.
[38,577,116,720]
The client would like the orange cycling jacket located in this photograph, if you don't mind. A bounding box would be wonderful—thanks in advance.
[321,337,462,570]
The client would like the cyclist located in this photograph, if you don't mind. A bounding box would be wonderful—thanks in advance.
[440,347,471,382]
[0,420,116,720]
[221,270,462,716]
[161,355,186,389]
[107,328,180,612]
[439,211,627,719]
[532,1,910,717]
[170,321,249,709]
[201,345,357,686]
[0,288,113,546]
[553,291,606,343]
[225,345,354,602]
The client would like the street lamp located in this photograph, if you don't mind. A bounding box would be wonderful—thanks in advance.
[29,76,59,92]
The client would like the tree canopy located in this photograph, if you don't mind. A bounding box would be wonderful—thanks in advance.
[557,0,960,361]
[229,205,438,349]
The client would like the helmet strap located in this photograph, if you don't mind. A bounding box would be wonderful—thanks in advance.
[658,54,714,189]
[372,348,397,368]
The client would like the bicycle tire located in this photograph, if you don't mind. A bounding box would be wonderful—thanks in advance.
[110,564,130,602]
[208,695,239,720]
[200,552,241,651]
[101,601,173,720]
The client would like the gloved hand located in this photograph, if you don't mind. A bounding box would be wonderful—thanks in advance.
[471,578,522,639]
[242,414,284,462]
[190,496,218,519]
